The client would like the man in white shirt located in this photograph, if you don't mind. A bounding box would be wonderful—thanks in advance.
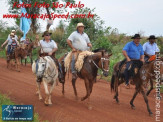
[67,23,92,76]
[37,31,63,83]
[143,35,160,61]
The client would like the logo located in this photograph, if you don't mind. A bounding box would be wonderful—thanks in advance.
[2,105,33,121]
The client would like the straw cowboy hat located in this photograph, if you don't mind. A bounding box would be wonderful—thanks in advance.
[147,35,157,40]
[131,34,141,39]
[10,33,15,37]
[42,31,52,37]
[76,23,85,29]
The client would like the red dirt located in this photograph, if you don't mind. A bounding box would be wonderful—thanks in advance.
[0,58,162,122]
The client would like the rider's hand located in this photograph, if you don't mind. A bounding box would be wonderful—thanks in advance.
[72,48,76,52]
[140,59,144,63]
[48,52,53,56]
[127,57,131,62]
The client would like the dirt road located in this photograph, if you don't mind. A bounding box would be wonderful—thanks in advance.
[0,58,162,122]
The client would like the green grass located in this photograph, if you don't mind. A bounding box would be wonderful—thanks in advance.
[160,85,163,93]
[0,93,42,122]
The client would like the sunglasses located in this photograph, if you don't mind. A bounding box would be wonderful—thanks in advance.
[45,34,50,36]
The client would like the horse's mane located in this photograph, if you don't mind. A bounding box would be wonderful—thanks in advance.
[93,48,107,53]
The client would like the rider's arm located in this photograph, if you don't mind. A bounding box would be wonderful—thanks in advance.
[67,39,76,52]
[122,50,131,61]
[87,43,92,48]
[1,40,8,47]
[140,46,144,62]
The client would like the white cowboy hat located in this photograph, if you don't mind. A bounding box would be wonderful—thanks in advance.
[11,30,16,32]
[76,23,85,28]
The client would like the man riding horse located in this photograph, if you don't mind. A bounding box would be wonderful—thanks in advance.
[1,33,19,60]
[143,35,160,62]
[122,34,144,88]
[37,31,63,83]
[66,22,92,77]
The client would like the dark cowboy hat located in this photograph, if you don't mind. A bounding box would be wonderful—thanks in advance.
[42,31,52,37]
[131,34,141,39]
[147,35,157,40]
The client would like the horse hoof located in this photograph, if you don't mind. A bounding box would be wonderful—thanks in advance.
[39,98,43,101]
[88,106,92,110]
[131,106,136,110]
[149,112,153,117]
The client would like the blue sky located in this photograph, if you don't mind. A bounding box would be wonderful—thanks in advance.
[0,0,163,36]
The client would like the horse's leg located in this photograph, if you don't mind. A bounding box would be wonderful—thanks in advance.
[130,90,138,109]
[146,79,153,96]
[81,79,90,101]
[43,80,50,105]
[25,58,27,66]
[16,58,20,72]
[72,76,78,100]
[62,82,65,95]
[141,89,153,116]
[36,82,42,100]
[113,78,119,103]
[48,80,57,105]
[21,58,23,65]
[30,54,33,66]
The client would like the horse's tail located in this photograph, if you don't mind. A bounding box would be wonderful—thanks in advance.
[111,74,115,92]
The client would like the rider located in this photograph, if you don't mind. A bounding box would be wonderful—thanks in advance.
[67,22,92,77]
[37,31,63,82]
[1,33,15,59]
[122,34,144,88]
[10,37,19,54]
[143,35,160,62]
[7,30,18,41]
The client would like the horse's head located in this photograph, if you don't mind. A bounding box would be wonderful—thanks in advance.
[93,49,112,77]
[36,57,47,79]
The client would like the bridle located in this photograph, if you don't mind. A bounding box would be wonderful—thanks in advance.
[37,58,57,79]
[91,55,110,72]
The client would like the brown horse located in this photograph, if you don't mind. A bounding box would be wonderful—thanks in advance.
[7,46,28,72]
[59,49,112,109]
[111,60,153,116]
[21,41,37,66]
[145,57,163,96]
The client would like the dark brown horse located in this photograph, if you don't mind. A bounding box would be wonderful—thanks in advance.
[59,49,112,109]
[21,41,37,66]
[145,57,163,96]
[6,46,28,72]
[111,60,153,116]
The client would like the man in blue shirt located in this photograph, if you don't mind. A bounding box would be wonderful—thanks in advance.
[143,35,160,61]
[122,34,144,88]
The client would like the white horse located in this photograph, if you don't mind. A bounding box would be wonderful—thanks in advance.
[32,56,58,105]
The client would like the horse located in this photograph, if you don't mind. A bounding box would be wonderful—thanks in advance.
[145,57,163,96]
[111,60,153,116]
[59,49,112,109]
[21,40,37,66]
[6,45,28,72]
[32,56,58,105]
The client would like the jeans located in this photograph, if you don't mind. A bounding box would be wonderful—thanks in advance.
[7,45,11,55]
[124,61,132,85]
[71,54,76,73]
